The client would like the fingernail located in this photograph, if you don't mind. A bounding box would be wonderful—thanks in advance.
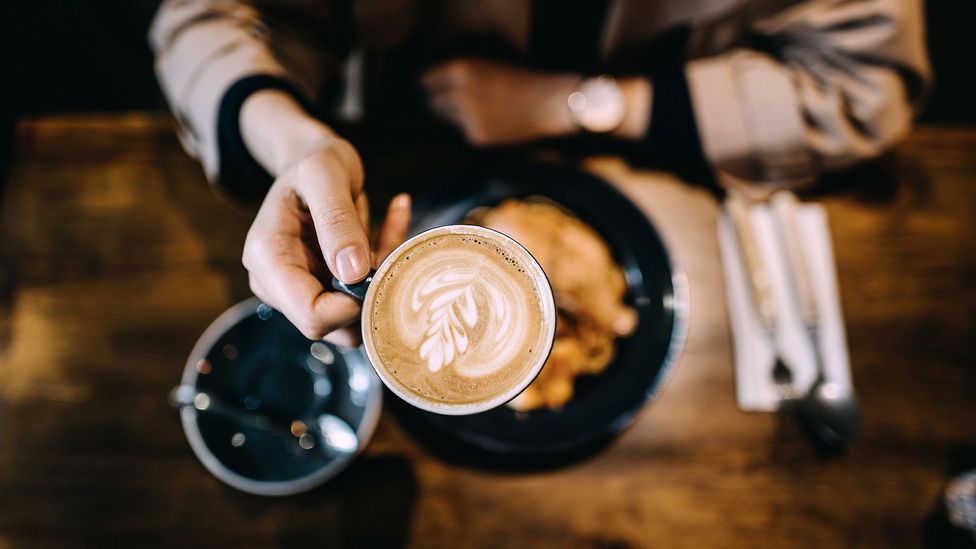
[394,193,411,209]
[336,246,369,282]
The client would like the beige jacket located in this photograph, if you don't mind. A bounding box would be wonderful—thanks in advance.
[149,0,930,190]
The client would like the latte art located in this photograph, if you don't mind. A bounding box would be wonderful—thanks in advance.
[361,226,555,413]
[406,260,526,378]
[415,268,487,373]
[413,268,479,373]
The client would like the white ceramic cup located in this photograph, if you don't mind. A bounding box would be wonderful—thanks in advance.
[332,225,556,415]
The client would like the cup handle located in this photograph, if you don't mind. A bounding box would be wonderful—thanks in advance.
[331,270,374,302]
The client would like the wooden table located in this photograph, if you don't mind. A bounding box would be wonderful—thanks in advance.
[1,114,974,548]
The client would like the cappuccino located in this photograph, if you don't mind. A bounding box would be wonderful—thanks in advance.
[362,225,555,414]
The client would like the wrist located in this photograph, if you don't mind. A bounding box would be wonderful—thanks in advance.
[562,75,652,139]
[612,77,652,140]
[541,74,584,138]
[240,89,337,176]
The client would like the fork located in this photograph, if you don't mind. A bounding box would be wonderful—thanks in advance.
[726,193,797,407]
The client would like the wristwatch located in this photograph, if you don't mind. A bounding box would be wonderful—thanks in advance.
[566,75,626,134]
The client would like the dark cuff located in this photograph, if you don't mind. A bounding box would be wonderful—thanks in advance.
[216,75,309,204]
[636,26,714,188]
[644,65,713,186]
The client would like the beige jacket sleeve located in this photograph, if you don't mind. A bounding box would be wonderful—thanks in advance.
[686,0,931,187]
[149,0,343,184]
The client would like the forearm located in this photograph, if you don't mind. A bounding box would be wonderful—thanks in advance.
[240,89,340,177]
[149,0,344,193]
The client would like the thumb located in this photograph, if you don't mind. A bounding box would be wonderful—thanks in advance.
[292,149,371,284]
[375,193,412,264]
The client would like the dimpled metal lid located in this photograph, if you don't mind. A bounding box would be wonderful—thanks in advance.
[175,298,382,496]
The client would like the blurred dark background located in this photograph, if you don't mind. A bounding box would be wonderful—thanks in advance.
[3,0,975,122]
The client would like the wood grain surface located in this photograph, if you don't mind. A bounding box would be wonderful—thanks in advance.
[0,114,974,548]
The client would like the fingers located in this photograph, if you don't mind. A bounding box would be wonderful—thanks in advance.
[375,193,412,264]
[290,148,371,284]
[317,194,411,345]
[255,193,409,341]
[248,271,272,305]
[323,327,363,348]
[251,265,361,342]
[428,91,461,125]
[421,60,467,93]
[255,259,362,340]
[422,59,472,125]
[244,176,362,340]
[244,141,414,345]
[355,192,370,232]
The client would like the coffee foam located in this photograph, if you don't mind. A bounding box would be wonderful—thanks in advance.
[362,227,554,411]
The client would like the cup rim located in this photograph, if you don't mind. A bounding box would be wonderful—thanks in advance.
[361,224,557,415]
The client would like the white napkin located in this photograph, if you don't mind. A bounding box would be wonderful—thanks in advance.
[717,202,854,412]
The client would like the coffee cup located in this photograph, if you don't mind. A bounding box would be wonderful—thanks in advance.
[332,224,556,415]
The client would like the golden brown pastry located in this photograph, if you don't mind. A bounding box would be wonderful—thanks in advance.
[466,198,637,411]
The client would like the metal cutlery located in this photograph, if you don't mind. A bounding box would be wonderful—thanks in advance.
[727,191,860,449]
[771,192,861,448]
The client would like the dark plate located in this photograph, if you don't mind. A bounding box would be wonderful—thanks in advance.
[391,160,688,465]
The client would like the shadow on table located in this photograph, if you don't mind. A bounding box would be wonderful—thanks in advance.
[222,453,419,548]
[385,393,616,473]
[767,405,849,462]
[806,153,931,207]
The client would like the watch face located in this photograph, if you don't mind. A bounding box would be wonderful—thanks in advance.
[569,77,625,133]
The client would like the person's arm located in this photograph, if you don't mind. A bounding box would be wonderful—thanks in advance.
[240,89,340,176]
[685,0,930,190]
[149,1,410,344]
[420,60,652,145]
[149,0,346,199]
[421,0,929,190]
